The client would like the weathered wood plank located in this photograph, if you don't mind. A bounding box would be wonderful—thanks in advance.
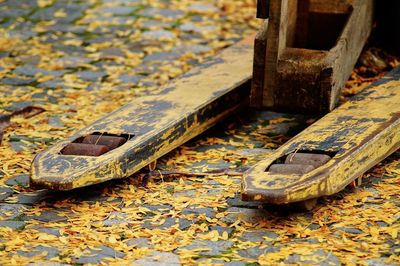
[250,20,269,107]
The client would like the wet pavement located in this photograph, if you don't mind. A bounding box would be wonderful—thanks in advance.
[0,0,399,265]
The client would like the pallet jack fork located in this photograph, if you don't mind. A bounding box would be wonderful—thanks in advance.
[31,0,399,209]
[243,0,399,208]
[242,70,400,206]
[31,37,254,190]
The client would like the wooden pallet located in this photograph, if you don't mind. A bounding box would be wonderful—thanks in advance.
[251,0,373,114]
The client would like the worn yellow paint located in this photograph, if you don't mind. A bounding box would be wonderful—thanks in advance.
[30,36,255,190]
[242,69,400,204]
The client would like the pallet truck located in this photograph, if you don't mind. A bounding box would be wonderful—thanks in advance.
[31,0,400,209]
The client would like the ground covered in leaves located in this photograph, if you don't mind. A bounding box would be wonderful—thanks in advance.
[0,0,399,265]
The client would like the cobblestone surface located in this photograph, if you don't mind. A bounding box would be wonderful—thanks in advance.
[1,0,400,265]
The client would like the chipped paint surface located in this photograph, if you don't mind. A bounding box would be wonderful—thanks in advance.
[31,37,254,190]
[242,67,400,204]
